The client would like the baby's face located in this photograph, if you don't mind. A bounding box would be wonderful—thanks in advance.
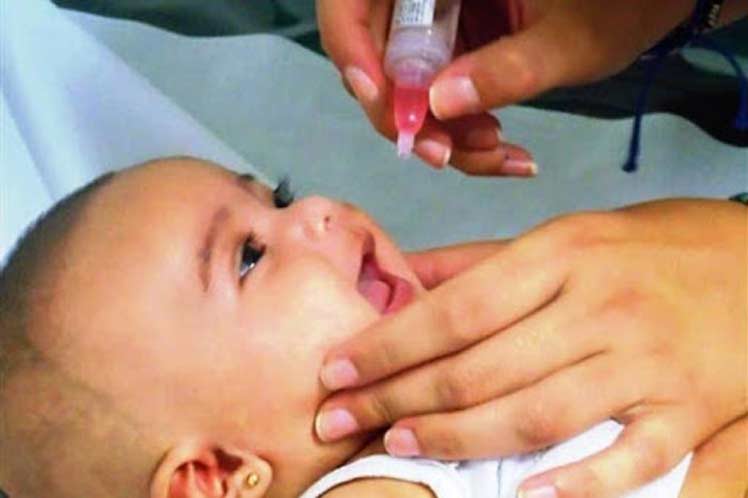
[44,159,422,482]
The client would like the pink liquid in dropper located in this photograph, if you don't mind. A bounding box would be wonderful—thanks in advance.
[394,85,429,157]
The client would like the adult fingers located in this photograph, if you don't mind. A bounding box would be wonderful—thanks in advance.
[317,0,456,170]
[318,1,523,171]
[405,240,510,289]
[319,237,569,391]
[431,0,684,120]
[412,120,454,169]
[442,113,502,150]
[317,0,391,107]
[429,12,582,120]
[518,413,700,498]
[438,114,536,176]
[416,113,531,170]
[316,300,606,442]
[450,142,536,177]
[379,353,637,459]
[354,98,455,169]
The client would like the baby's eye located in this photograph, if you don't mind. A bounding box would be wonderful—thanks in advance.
[273,177,295,208]
[239,234,265,280]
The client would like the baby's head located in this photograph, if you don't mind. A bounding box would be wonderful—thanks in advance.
[0,157,422,498]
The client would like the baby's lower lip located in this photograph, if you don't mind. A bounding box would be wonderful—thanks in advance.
[381,273,414,314]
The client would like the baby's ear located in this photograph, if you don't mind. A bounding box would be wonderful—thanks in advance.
[150,440,273,498]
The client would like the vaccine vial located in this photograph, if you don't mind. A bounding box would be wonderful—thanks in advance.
[384,0,461,157]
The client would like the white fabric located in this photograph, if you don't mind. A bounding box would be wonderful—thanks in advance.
[300,422,692,498]
[300,456,467,498]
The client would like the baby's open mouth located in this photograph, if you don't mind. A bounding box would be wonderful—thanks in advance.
[356,245,414,315]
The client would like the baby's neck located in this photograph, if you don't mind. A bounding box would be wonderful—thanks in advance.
[266,432,381,498]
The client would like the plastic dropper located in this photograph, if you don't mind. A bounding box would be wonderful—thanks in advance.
[384,0,462,158]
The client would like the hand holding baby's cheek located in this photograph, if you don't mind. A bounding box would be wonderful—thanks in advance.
[317,199,747,498]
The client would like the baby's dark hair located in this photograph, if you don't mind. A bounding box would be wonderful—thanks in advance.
[0,172,147,498]
[0,171,116,387]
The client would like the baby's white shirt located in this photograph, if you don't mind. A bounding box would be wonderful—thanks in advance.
[299,421,691,498]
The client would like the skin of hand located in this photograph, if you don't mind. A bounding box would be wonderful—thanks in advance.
[314,199,747,498]
[679,415,747,498]
[316,0,747,176]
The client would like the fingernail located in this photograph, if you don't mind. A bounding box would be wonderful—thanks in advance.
[315,408,359,441]
[463,127,500,150]
[518,485,557,498]
[502,159,538,177]
[344,66,379,105]
[341,74,355,99]
[415,139,451,168]
[430,76,481,120]
[320,358,359,390]
[384,427,421,457]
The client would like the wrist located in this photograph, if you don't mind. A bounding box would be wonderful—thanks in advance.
[719,0,748,25]
[644,0,727,56]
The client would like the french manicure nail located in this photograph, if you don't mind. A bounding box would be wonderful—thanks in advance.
[430,76,481,120]
[344,66,379,105]
[315,408,359,441]
[320,358,359,390]
[518,485,558,498]
[502,159,538,177]
[415,139,451,168]
[384,427,421,457]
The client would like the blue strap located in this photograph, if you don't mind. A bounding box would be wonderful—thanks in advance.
[623,0,746,173]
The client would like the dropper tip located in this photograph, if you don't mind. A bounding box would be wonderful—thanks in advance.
[397,132,415,158]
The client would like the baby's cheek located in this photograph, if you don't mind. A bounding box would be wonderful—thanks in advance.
[242,264,377,394]
[274,269,377,354]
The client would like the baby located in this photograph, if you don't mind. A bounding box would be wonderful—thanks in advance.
[0,157,688,498]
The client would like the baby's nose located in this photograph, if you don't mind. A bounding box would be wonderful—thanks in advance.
[297,195,336,239]
[293,196,366,239]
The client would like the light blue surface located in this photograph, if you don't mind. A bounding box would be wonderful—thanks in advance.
[2,0,746,263]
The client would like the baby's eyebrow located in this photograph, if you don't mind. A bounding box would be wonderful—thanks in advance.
[198,206,230,292]
[235,173,257,195]
[197,174,261,292]
[235,172,275,203]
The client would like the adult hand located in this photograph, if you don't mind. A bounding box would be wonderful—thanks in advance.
[316,0,699,175]
[315,199,747,498]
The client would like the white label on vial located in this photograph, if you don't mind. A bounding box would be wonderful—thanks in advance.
[393,0,436,27]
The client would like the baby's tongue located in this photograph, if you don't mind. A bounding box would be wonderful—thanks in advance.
[357,279,391,313]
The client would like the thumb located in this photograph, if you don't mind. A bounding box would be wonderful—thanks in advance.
[430,14,582,120]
